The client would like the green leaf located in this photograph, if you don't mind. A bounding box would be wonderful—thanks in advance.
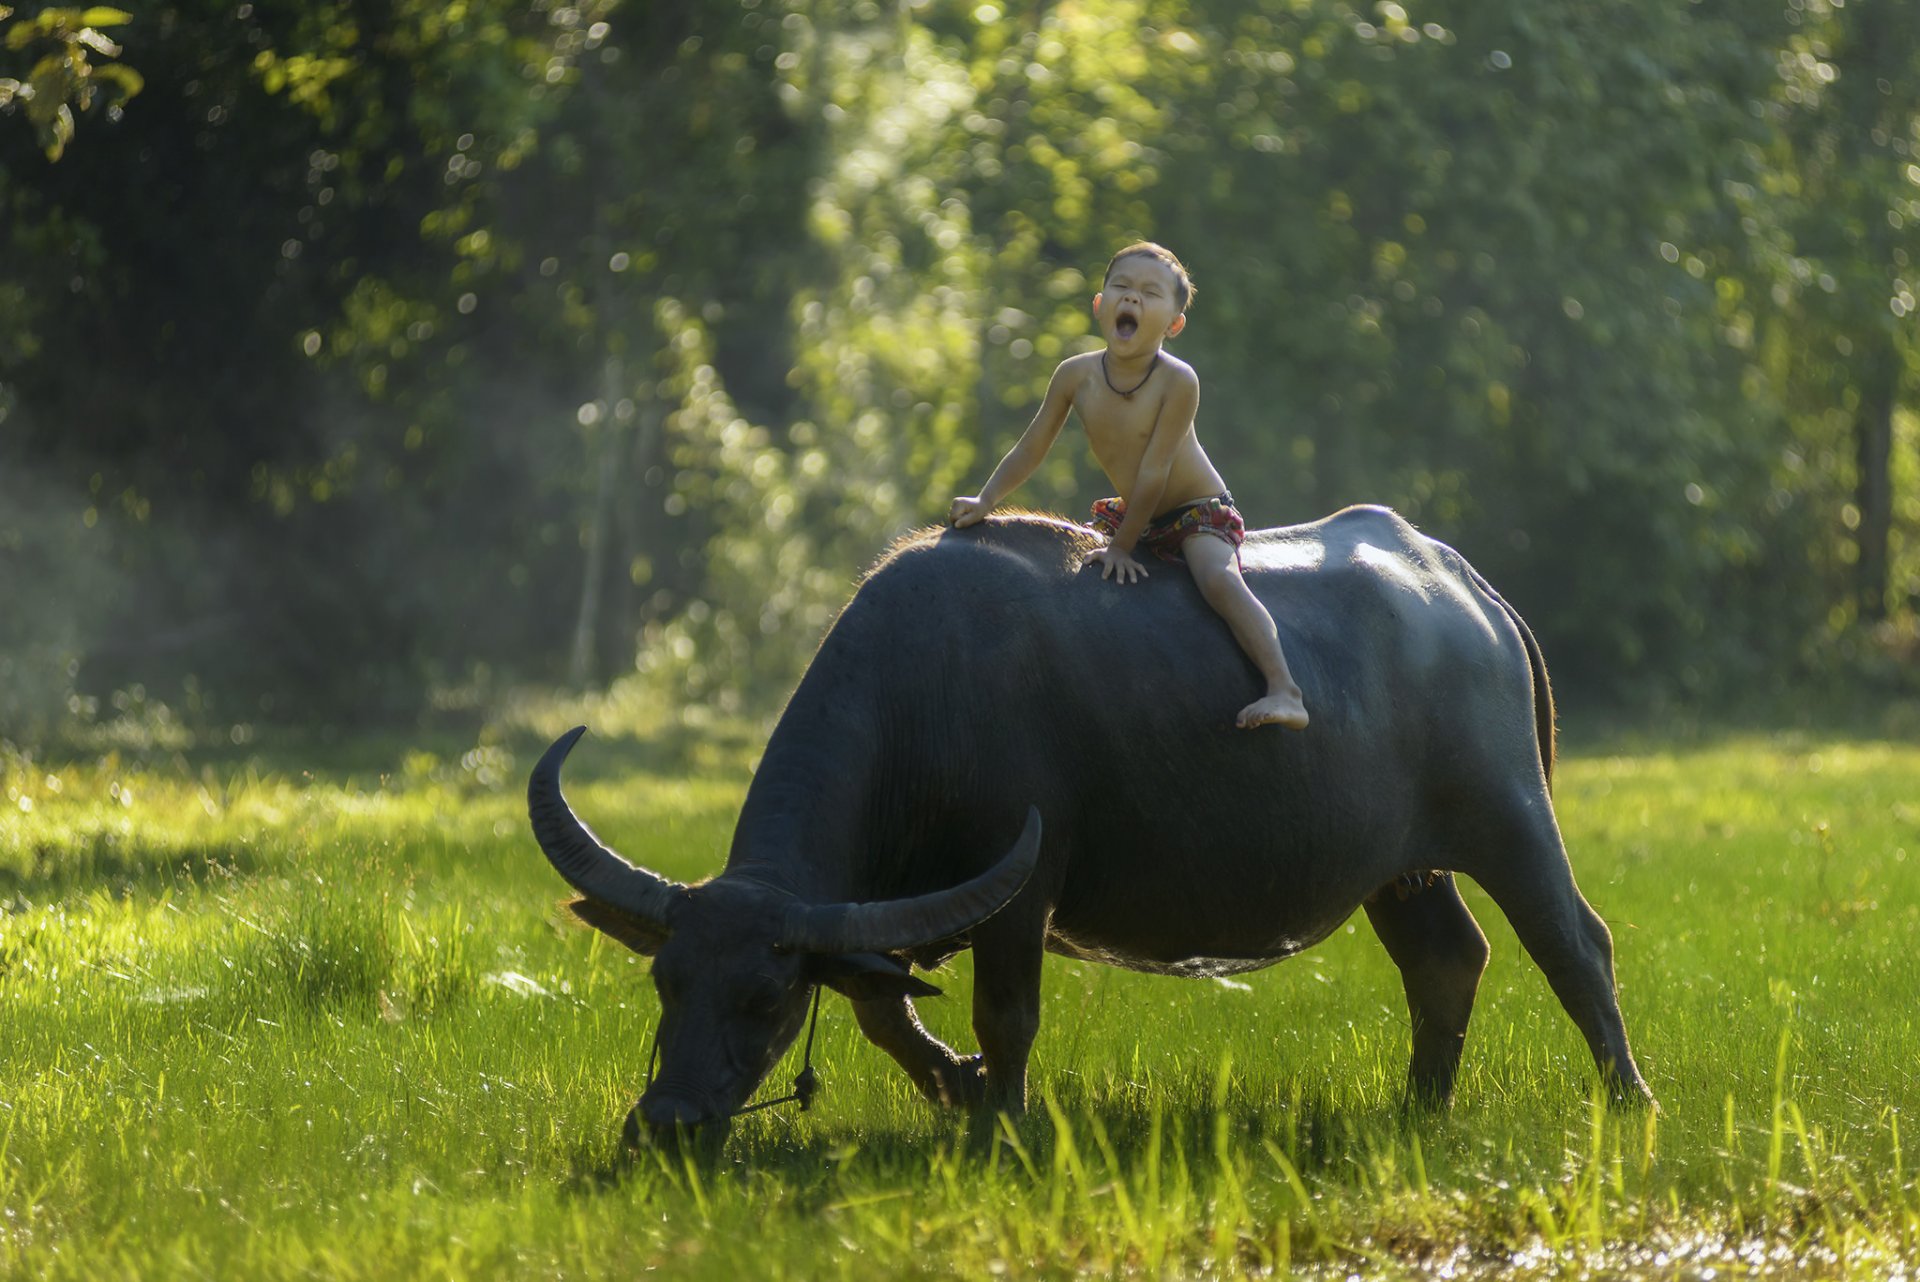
[77,7,133,26]
[38,100,73,160]
[74,27,120,56]
[92,62,140,100]
[25,54,71,120]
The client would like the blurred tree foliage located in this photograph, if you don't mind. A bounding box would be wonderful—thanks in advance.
[0,5,141,160]
[0,0,1914,737]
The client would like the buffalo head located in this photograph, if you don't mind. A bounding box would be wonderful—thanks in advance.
[528,727,1040,1145]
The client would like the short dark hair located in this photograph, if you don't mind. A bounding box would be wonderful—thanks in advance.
[1103,242,1195,311]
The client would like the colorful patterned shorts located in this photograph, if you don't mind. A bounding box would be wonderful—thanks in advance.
[1088,492,1247,563]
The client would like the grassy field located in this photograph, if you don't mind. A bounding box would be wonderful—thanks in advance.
[3,713,1919,1279]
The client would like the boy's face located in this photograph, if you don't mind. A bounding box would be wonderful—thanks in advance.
[1093,254,1187,356]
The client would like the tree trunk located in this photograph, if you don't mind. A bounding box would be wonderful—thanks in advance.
[610,398,665,665]
[568,351,625,687]
[1853,339,1897,621]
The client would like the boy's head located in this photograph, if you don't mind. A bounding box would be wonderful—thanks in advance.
[1103,242,1195,311]
[1094,242,1195,351]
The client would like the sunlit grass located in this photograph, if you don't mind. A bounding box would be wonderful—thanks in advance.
[3,727,1919,1277]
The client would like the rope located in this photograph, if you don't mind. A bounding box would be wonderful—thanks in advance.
[732,985,823,1115]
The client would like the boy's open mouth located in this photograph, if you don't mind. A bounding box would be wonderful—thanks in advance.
[1115,308,1139,340]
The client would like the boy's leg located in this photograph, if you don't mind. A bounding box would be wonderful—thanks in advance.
[1182,534,1310,730]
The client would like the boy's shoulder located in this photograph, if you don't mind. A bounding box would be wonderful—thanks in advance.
[1158,350,1199,388]
[1055,350,1102,379]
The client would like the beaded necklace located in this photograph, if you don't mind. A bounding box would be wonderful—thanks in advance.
[1100,350,1160,398]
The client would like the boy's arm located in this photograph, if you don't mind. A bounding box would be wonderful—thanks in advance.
[1088,371,1200,583]
[949,361,1078,527]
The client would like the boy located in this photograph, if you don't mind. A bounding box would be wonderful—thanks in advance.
[949,242,1310,730]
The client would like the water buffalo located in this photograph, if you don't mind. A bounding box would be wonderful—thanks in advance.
[529,505,1653,1143]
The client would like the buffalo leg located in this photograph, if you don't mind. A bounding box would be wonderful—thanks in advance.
[852,996,985,1108]
[967,900,1049,1117]
[1363,873,1489,1106]
[1467,805,1655,1106]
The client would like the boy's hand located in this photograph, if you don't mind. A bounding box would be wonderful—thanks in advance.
[949,496,991,528]
[1086,545,1148,584]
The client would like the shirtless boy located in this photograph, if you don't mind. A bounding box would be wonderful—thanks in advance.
[949,242,1310,730]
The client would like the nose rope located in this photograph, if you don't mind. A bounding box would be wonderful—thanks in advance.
[640,986,825,1121]
[732,985,823,1116]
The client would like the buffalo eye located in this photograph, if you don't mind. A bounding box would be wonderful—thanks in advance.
[738,977,783,1017]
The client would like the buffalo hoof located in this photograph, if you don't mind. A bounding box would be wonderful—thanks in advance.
[1398,1081,1458,1114]
[928,1054,988,1109]
[1609,1077,1660,1114]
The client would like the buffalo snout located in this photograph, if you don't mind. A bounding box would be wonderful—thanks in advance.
[624,1089,733,1155]
[640,1091,707,1129]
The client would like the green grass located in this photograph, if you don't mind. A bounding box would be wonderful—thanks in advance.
[3,723,1919,1278]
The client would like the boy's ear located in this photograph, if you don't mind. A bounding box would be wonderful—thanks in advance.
[567,895,671,956]
[1166,313,1186,339]
[1091,292,1103,317]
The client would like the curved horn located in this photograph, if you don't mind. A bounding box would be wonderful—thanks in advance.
[779,807,1043,954]
[528,726,682,925]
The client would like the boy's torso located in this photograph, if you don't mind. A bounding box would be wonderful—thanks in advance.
[1064,350,1228,516]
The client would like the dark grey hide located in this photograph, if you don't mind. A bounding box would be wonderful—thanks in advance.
[530,505,1653,1143]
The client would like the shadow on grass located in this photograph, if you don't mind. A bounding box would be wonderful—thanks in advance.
[1557,689,1920,755]
[4,714,763,906]
[0,837,258,904]
[560,1083,1412,1202]
[493,718,764,787]
[22,708,766,797]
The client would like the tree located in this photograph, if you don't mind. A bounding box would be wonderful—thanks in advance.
[2,0,1911,735]
[1750,0,1919,624]
[0,5,141,159]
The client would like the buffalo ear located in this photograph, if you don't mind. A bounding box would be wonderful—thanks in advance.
[807,951,942,1001]
[567,896,671,957]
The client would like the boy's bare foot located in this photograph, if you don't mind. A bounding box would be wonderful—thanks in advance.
[1237,691,1309,730]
